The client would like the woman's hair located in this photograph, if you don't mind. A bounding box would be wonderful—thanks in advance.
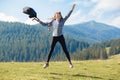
[50,12,63,21]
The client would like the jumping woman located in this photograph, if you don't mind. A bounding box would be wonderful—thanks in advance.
[34,4,76,68]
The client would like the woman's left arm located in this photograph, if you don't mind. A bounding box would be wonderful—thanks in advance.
[64,4,76,22]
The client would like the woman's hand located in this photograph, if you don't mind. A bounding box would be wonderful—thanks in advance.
[72,4,76,11]
[33,17,41,22]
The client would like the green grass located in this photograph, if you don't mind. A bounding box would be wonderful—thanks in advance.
[0,55,120,80]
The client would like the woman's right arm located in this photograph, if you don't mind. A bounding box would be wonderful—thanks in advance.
[34,18,51,27]
[64,4,76,22]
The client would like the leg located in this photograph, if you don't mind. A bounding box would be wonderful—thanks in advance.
[47,37,57,62]
[59,35,73,68]
[43,37,57,68]
[58,35,71,63]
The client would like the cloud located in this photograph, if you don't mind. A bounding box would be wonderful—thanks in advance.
[49,0,64,2]
[90,0,120,17]
[97,0,120,10]
[0,13,45,25]
[72,1,81,5]
[91,0,99,3]
[71,10,81,18]
[110,16,120,28]
[0,13,18,22]
[66,10,85,25]
[72,0,93,7]
[25,19,38,25]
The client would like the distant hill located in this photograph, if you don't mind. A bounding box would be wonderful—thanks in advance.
[64,21,120,42]
[0,21,120,61]
[0,21,89,62]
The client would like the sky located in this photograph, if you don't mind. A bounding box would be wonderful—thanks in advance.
[0,0,120,28]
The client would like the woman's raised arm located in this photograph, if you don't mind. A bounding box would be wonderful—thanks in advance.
[64,4,76,22]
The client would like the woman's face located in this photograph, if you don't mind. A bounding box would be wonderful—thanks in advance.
[55,12,62,20]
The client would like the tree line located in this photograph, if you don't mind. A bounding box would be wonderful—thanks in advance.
[0,21,89,62]
[71,38,120,60]
[0,21,119,62]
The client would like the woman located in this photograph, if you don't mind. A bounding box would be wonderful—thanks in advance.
[35,4,76,68]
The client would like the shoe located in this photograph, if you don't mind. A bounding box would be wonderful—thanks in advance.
[43,63,49,68]
[69,63,73,68]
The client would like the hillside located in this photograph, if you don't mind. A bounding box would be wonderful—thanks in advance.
[0,21,89,62]
[0,21,120,62]
[0,54,120,80]
[64,21,120,42]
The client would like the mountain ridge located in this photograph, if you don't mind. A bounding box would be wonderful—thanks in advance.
[0,20,120,42]
[64,20,120,42]
[0,20,120,61]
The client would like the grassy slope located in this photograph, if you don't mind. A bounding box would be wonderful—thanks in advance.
[0,54,120,80]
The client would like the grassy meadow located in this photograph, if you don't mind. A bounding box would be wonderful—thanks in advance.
[0,54,120,80]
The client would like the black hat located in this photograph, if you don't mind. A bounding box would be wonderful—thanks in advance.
[23,7,37,18]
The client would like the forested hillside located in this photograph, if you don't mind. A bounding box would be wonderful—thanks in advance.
[0,21,89,62]
[64,21,120,42]
[71,38,120,60]
[0,21,120,62]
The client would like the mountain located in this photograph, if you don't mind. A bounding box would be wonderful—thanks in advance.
[0,21,89,61]
[0,20,120,61]
[64,21,120,42]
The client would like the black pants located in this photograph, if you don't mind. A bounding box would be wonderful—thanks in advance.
[47,35,71,62]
